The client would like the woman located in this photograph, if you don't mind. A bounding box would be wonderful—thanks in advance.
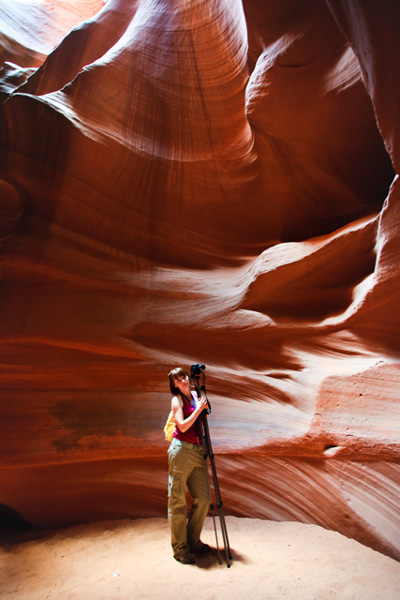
[167,367,211,564]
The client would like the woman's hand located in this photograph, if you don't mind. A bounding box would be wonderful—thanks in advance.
[196,396,208,414]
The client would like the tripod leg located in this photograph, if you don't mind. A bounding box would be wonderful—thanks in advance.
[202,413,232,567]
[209,457,232,566]
[205,465,223,565]
[201,419,222,564]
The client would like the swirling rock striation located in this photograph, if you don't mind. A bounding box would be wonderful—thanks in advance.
[0,0,399,561]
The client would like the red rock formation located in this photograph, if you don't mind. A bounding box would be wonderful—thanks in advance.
[0,0,399,561]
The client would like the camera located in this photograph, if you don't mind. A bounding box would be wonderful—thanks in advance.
[190,363,206,377]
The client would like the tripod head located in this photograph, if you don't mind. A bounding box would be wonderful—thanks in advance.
[190,363,211,414]
[190,363,205,377]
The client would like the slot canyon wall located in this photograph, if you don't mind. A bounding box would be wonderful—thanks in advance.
[0,0,399,560]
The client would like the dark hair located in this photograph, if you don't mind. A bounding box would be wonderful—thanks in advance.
[168,367,190,396]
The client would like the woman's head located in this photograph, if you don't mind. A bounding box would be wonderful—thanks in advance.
[168,367,190,396]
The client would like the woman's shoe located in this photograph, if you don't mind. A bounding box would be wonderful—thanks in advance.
[175,552,196,564]
[191,542,212,554]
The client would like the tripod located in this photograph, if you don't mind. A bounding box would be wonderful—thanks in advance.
[191,370,232,567]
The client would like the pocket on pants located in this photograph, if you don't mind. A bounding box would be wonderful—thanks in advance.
[168,472,181,499]
[168,439,186,470]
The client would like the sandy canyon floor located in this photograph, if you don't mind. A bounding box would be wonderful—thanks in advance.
[0,516,399,599]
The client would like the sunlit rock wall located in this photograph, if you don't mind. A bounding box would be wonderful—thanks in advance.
[0,0,399,560]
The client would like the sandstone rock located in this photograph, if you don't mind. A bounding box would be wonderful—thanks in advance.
[0,0,398,562]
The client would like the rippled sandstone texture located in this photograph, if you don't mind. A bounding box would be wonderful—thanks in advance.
[0,0,399,560]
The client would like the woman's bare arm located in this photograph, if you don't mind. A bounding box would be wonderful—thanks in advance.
[171,395,208,433]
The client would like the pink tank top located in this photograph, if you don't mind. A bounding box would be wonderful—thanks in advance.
[173,392,202,445]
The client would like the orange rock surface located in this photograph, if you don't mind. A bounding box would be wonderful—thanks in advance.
[0,0,399,561]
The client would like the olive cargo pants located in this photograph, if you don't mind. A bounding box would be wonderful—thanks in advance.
[168,438,211,558]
